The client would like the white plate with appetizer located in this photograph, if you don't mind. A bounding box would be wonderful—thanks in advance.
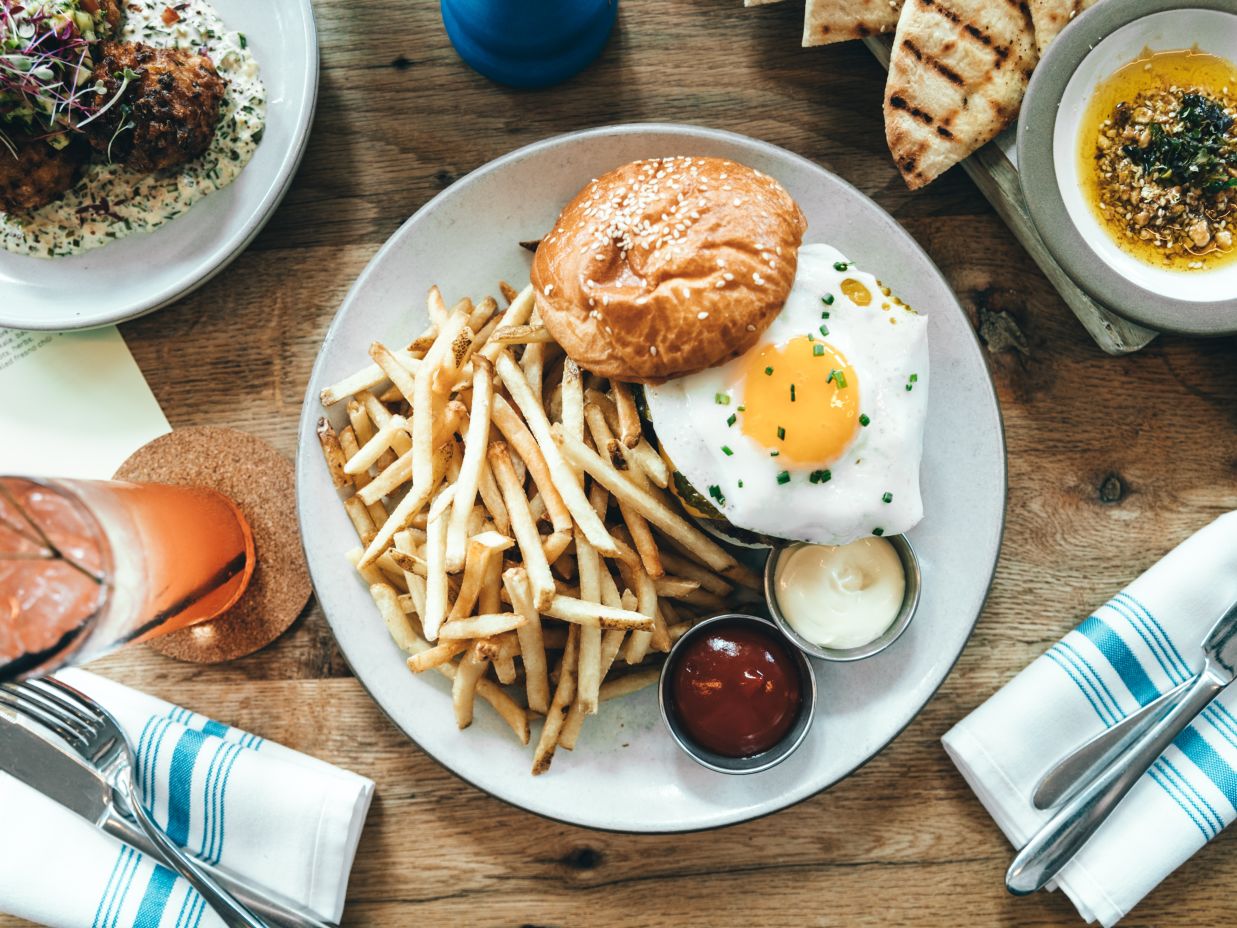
[0,0,318,331]
[296,124,1007,832]
[1019,0,1237,333]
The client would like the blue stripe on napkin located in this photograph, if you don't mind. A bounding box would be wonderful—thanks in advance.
[1114,592,1192,680]
[1148,763,1214,838]
[165,730,209,846]
[1076,616,1159,706]
[132,865,176,928]
[1175,726,1237,810]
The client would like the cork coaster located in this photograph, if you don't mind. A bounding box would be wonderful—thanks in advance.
[113,427,311,663]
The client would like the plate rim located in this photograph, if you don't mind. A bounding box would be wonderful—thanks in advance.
[0,0,321,332]
[1016,0,1237,336]
[296,122,1009,833]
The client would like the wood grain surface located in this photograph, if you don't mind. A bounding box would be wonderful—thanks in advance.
[7,0,1237,925]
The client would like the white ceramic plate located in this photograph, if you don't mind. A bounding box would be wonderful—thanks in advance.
[296,125,1007,833]
[0,0,319,331]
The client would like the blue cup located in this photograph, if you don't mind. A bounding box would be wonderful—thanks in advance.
[441,0,618,89]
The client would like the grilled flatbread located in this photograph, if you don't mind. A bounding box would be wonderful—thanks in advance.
[1028,0,1097,54]
[803,0,904,46]
[883,0,1038,189]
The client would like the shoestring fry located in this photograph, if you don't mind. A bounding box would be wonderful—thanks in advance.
[318,281,754,775]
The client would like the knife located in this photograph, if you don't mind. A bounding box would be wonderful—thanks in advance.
[0,713,334,928]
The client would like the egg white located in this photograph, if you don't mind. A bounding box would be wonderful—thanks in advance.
[644,243,930,546]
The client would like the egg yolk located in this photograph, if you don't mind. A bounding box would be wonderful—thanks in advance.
[740,336,860,466]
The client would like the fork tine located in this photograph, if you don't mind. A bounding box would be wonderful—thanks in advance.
[24,679,103,734]
[0,686,89,746]
[4,682,97,740]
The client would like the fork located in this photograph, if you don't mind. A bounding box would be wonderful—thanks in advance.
[1,678,270,928]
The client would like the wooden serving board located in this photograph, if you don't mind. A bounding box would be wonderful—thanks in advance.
[865,36,1159,356]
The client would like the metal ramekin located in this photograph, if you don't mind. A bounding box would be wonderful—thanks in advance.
[658,613,817,775]
[764,535,922,662]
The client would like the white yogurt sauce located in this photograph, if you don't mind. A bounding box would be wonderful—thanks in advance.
[774,538,906,650]
[0,0,266,259]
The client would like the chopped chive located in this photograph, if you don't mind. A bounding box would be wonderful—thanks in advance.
[833,261,850,272]
[819,324,829,337]
[821,310,831,319]
[821,294,835,306]
[859,414,871,427]
[910,374,918,383]
[764,366,774,376]
[776,471,790,485]
[905,384,913,391]
[738,480,744,488]
[873,527,885,537]
[726,413,737,427]
[807,333,815,342]
[770,450,780,457]
[722,445,734,456]
[809,469,832,484]
[737,405,746,412]
[777,426,785,440]
[715,393,731,405]
[813,344,825,357]
[882,492,893,503]
[708,485,726,505]
[827,369,848,389]
[790,384,796,402]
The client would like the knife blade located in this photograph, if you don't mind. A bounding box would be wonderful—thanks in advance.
[0,711,121,830]
[0,713,334,928]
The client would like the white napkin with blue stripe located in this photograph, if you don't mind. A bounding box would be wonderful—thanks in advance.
[0,670,374,928]
[944,510,1237,927]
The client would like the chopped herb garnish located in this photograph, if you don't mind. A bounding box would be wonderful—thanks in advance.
[819,324,829,337]
[833,261,850,271]
[770,450,780,457]
[708,485,726,505]
[910,374,919,383]
[776,471,791,485]
[859,414,871,427]
[905,384,913,392]
[882,492,893,503]
[726,413,737,427]
[738,480,745,488]
[822,294,835,306]
[821,310,831,319]
[813,344,825,357]
[715,393,731,406]
[790,385,796,402]
[808,469,832,484]
[777,426,785,440]
[873,527,885,537]
[764,366,774,376]
[722,445,734,456]
[827,369,848,389]
[736,405,746,412]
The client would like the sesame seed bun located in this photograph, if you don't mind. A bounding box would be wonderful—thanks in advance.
[530,156,807,383]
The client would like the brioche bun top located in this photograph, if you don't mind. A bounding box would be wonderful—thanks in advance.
[530,156,807,383]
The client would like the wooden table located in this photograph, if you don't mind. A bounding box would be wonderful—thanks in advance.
[9,1,1237,925]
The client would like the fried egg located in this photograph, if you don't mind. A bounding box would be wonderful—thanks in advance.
[644,243,929,546]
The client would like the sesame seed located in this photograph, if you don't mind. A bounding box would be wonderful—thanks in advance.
[753,273,765,286]
[544,284,554,296]
[649,346,658,356]
[698,311,709,320]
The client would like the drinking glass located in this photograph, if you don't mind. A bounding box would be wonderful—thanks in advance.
[0,476,255,682]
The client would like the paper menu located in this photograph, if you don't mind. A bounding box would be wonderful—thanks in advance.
[0,327,170,480]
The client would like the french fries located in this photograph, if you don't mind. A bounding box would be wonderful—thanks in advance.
[319,279,744,775]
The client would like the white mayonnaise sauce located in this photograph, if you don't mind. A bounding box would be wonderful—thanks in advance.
[0,0,266,258]
[774,538,905,649]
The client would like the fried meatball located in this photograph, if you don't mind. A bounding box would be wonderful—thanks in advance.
[87,42,226,172]
[0,133,85,212]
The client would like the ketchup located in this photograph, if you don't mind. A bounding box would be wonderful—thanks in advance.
[669,621,802,758]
